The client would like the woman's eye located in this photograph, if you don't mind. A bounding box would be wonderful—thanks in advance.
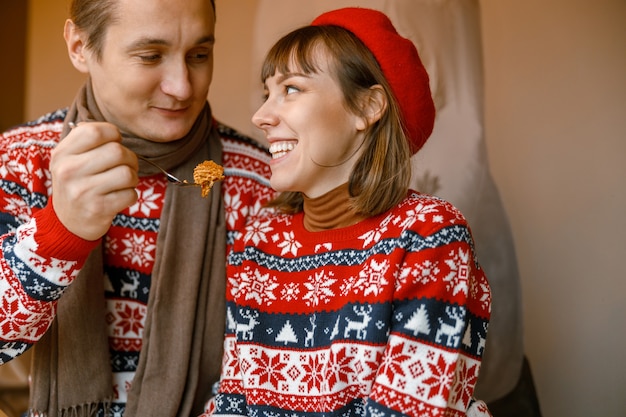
[285,85,299,95]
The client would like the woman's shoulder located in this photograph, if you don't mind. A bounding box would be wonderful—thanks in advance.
[245,206,292,227]
[393,190,470,230]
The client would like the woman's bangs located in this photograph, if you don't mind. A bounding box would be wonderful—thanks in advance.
[261,28,326,81]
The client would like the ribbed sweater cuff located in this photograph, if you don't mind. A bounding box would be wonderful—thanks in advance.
[33,203,101,263]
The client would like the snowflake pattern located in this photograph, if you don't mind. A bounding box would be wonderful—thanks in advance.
[111,301,146,337]
[325,347,352,390]
[442,248,470,297]
[359,259,389,296]
[406,259,441,288]
[378,342,411,386]
[2,119,492,417]
[358,216,391,247]
[340,258,390,298]
[251,350,288,388]
[120,233,156,266]
[244,219,273,246]
[0,295,34,337]
[450,357,479,407]
[301,353,325,393]
[0,117,277,417]
[280,282,300,302]
[128,185,162,217]
[276,231,302,256]
[470,274,491,312]
[422,352,455,400]
[3,197,32,224]
[236,267,278,305]
[303,270,336,306]
[224,192,243,230]
[396,201,443,230]
[217,192,491,416]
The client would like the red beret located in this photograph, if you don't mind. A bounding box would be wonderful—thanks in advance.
[312,7,435,153]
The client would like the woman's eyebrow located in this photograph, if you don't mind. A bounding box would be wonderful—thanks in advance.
[276,72,309,84]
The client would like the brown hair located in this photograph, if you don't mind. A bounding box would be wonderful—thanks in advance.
[262,25,412,217]
[69,0,216,60]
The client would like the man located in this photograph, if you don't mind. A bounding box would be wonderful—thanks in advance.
[0,0,274,415]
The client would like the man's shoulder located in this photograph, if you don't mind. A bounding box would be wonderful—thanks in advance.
[23,109,68,127]
[215,121,272,185]
[1,109,68,143]
[215,121,270,159]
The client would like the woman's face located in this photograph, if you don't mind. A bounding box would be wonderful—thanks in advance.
[252,49,367,198]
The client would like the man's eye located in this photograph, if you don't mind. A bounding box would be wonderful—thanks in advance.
[139,54,161,63]
[188,52,210,63]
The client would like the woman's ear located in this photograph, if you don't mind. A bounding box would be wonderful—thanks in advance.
[64,19,90,74]
[356,85,388,131]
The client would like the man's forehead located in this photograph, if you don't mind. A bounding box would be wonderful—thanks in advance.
[112,0,215,26]
[106,0,216,41]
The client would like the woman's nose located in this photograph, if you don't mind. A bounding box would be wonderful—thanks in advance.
[251,99,279,129]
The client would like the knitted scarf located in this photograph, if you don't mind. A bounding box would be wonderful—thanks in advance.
[29,80,226,417]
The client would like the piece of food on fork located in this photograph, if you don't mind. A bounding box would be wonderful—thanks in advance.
[193,160,225,197]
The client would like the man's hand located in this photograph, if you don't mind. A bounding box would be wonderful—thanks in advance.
[50,122,139,241]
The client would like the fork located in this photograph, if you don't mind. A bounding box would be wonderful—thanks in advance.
[136,155,198,187]
[68,122,198,187]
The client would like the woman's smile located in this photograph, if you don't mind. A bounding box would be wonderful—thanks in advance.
[268,140,297,159]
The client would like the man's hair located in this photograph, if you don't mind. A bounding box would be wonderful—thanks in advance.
[262,25,412,217]
[69,0,216,60]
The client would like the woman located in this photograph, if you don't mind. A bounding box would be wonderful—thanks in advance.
[209,7,492,417]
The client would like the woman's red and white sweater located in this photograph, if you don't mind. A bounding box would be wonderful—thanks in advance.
[212,192,492,416]
[0,109,275,414]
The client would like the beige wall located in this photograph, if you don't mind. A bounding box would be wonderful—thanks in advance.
[22,0,626,416]
[25,0,86,119]
[481,1,626,415]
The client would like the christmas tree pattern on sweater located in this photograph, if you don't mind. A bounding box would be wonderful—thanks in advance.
[211,192,492,417]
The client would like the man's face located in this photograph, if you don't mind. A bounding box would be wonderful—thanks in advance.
[83,0,215,142]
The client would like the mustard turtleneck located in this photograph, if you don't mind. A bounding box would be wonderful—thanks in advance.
[302,183,366,231]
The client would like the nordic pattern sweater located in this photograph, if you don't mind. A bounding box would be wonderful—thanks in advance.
[211,192,492,416]
[0,109,275,414]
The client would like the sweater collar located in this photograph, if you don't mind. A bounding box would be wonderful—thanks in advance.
[302,183,366,231]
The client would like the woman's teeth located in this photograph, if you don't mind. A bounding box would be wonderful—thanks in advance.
[269,142,296,159]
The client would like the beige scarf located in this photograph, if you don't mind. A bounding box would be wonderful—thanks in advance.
[29,80,226,417]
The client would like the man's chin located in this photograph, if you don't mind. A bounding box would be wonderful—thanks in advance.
[139,121,193,143]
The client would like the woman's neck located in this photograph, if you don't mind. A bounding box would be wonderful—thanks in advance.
[302,183,366,231]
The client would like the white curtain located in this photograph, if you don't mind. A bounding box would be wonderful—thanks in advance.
[248,0,524,402]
